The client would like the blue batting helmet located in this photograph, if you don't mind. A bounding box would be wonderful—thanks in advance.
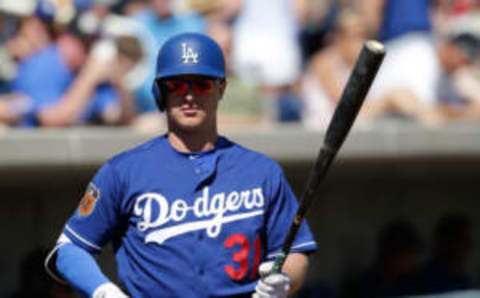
[152,32,226,111]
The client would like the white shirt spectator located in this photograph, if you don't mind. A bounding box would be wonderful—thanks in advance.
[232,0,302,86]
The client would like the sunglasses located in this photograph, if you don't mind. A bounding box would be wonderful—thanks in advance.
[160,78,218,97]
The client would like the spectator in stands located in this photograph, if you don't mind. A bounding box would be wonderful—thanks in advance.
[133,0,207,113]
[339,220,423,298]
[435,32,480,122]
[359,0,480,125]
[432,0,480,36]
[414,213,474,295]
[363,31,480,125]
[300,9,367,130]
[186,0,242,24]
[297,0,348,65]
[0,0,55,124]
[362,0,442,125]
[363,0,432,42]
[0,16,137,127]
[206,20,262,126]
[1,1,53,62]
[74,0,95,12]
[121,0,149,16]
[231,0,306,123]
[0,5,26,94]
[75,0,150,110]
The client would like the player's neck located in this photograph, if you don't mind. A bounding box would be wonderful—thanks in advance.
[168,129,218,153]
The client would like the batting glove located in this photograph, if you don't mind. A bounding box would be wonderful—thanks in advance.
[92,282,129,298]
[252,261,291,298]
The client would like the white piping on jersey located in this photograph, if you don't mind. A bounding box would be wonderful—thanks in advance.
[65,225,102,251]
[56,233,72,245]
[44,235,72,285]
[266,241,317,258]
[290,241,317,249]
[146,210,264,244]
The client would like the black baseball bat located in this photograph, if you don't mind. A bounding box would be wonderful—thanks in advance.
[271,40,386,274]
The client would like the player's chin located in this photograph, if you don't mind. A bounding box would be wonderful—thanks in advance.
[175,116,208,131]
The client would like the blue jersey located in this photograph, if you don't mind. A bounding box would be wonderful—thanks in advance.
[63,135,317,297]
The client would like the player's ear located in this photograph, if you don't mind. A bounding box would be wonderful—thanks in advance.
[218,79,227,98]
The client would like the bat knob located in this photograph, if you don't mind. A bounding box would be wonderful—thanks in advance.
[366,40,386,55]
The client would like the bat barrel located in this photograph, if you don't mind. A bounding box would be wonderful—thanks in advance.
[324,40,385,150]
[270,40,385,275]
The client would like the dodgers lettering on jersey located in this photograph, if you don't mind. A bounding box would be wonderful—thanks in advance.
[135,186,265,245]
[63,135,317,298]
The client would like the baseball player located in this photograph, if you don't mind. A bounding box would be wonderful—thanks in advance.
[45,32,317,298]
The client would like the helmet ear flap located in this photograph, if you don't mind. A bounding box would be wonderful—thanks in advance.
[152,79,165,112]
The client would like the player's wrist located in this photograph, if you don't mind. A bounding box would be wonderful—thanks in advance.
[253,261,291,298]
[92,282,128,298]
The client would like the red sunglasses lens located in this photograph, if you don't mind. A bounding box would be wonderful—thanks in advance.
[164,80,189,96]
[191,80,215,95]
[162,79,216,96]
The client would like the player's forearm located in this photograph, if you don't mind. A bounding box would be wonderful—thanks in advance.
[283,253,309,294]
[55,243,110,297]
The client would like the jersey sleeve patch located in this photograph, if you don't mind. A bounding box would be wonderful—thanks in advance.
[78,183,100,217]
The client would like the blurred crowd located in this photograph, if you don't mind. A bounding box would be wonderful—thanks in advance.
[1,0,480,130]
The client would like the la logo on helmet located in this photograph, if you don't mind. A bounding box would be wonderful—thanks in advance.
[181,43,198,64]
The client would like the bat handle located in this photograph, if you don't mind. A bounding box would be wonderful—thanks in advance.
[270,253,286,274]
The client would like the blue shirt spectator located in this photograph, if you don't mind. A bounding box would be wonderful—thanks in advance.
[379,0,431,42]
[74,0,93,11]
[12,44,118,127]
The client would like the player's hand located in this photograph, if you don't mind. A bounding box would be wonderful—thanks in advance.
[252,261,291,298]
[92,282,129,298]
